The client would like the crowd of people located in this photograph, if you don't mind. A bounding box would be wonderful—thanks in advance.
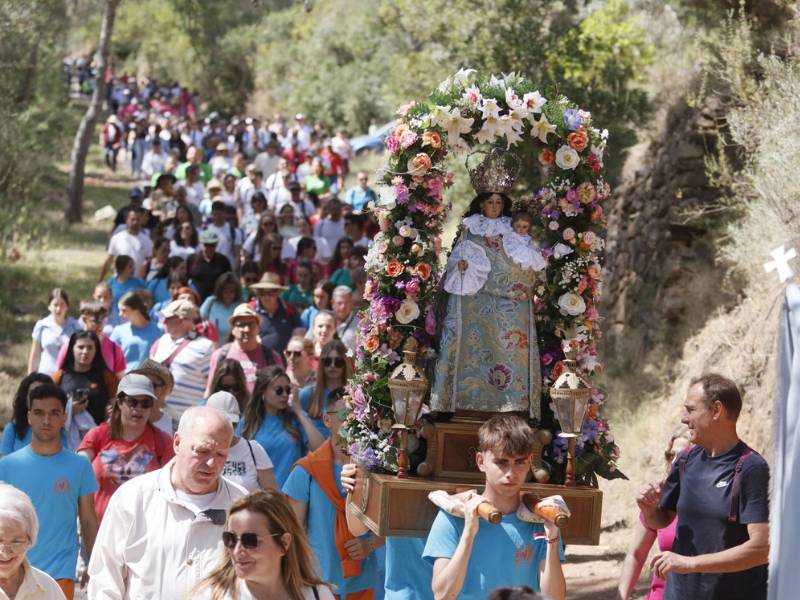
[0,79,772,600]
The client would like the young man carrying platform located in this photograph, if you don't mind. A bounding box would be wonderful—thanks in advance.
[423,415,566,600]
[283,389,384,599]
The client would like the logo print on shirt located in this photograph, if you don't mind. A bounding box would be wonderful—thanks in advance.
[514,542,534,567]
[53,478,72,495]
[716,479,729,488]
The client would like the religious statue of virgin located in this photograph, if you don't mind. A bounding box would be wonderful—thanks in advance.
[430,148,546,419]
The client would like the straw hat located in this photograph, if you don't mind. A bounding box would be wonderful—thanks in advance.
[250,272,288,292]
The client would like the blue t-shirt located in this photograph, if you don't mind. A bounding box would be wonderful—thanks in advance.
[345,187,377,212]
[110,320,162,370]
[199,295,236,343]
[385,536,433,600]
[146,277,171,305]
[0,446,98,580]
[283,462,381,595]
[107,276,146,314]
[1,423,69,456]
[238,414,308,487]
[422,510,564,599]
[299,385,330,438]
[300,305,319,330]
[659,442,770,600]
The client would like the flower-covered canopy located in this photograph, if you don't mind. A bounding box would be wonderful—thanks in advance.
[343,69,623,485]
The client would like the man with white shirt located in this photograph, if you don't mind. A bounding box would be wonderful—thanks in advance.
[332,285,359,352]
[87,405,245,600]
[179,164,205,208]
[253,139,282,180]
[205,201,242,269]
[209,142,232,177]
[99,207,154,283]
[237,168,268,222]
[140,139,166,181]
[314,198,346,252]
[149,299,215,416]
[278,180,316,218]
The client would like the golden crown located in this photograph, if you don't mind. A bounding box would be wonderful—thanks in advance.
[466,147,521,195]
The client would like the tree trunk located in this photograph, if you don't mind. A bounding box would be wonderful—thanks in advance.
[65,0,120,224]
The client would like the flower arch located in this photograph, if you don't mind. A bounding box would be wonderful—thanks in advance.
[343,70,623,485]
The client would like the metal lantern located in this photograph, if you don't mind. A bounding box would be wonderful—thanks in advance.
[549,348,592,485]
[387,338,428,478]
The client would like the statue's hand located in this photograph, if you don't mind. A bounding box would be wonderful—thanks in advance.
[458,259,468,273]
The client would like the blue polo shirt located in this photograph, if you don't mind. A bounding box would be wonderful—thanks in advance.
[283,462,381,595]
[385,536,433,600]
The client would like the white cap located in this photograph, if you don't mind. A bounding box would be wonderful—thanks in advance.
[206,391,240,424]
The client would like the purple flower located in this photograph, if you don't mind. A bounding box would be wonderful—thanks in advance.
[349,443,382,470]
[395,184,410,204]
[563,109,582,131]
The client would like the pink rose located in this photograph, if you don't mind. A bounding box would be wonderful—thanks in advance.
[399,129,418,149]
[405,279,420,296]
[385,136,399,153]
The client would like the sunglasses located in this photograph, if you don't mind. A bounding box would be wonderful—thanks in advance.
[233,320,255,329]
[222,531,281,550]
[123,397,153,409]
[271,385,291,396]
[322,357,345,368]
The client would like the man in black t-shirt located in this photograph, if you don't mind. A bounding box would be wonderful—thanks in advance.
[188,229,232,301]
[637,373,770,600]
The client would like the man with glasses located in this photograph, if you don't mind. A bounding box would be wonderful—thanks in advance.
[284,389,384,600]
[88,405,245,599]
[205,304,282,397]
[0,384,98,599]
[250,273,301,354]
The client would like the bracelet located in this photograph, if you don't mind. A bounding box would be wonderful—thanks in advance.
[547,535,559,544]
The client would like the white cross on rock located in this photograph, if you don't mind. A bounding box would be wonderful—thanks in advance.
[764,245,798,283]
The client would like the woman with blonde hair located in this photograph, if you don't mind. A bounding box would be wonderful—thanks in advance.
[191,489,333,600]
[617,424,691,600]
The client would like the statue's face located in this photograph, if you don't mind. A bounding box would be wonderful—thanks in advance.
[480,194,504,219]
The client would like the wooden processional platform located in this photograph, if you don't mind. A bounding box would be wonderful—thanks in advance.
[346,417,603,545]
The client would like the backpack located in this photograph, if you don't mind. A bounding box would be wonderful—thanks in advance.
[678,443,755,524]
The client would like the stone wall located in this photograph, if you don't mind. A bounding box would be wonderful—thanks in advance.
[601,94,737,391]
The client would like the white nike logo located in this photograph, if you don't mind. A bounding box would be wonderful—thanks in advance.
[716,480,729,488]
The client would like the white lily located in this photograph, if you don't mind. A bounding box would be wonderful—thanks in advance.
[531,113,556,144]
[454,68,477,88]
[497,114,524,148]
[505,87,525,114]
[444,107,474,142]
[430,105,451,128]
[480,97,501,120]
[462,84,482,108]
[523,91,547,115]
[475,114,502,144]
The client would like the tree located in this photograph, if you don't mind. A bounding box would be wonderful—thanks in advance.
[65,0,120,224]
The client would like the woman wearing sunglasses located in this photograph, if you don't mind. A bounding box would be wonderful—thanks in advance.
[192,489,333,600]
[239,366,325,487]
[298,340,352,438]
[77,373,174,525]
[208,359,250,413]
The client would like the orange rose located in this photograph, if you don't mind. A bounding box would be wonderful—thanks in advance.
[421,131,442,149]
[364,336,380,353]
[407,153,433,177]
[415,262,431,280]
[538,149,555,167]
[567,128,589,152]
[394,123,410,139]
[385,259,405,277]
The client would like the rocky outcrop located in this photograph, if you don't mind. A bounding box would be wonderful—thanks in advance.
[601,95,737,386]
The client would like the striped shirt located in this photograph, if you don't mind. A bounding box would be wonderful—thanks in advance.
[150,334,214,416]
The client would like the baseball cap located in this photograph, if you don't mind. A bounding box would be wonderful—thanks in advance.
[129,187,144,199]
[162,298,199,320]
[206,391,240,424]
[117,373,156,400]
[199,230,219,245]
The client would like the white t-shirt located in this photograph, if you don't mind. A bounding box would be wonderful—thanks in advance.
[108,229,154,276]
[253,152,281,179]
[222,437,274,492]
[196,580,334,600]
[314,218,346,254]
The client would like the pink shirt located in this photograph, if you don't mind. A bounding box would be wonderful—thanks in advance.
[206,343,281,394]
[56,336,126,374]
[639,511,677,600]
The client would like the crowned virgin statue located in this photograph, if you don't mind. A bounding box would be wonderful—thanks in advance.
[430,148,546,419]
